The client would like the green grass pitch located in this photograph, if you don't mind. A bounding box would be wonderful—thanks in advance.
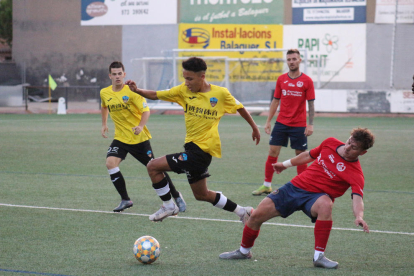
[0,114,413,276]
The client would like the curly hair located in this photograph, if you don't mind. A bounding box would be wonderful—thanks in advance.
[351,128,375,150]
[109,61,124,73]
[182,57,207,73]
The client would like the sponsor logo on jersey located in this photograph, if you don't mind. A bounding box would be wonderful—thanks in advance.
[336,162,346,172]
[282,89,287,96]
[178,153,188,161]
[210,97,218,107]
[297,81,303,87]
[288,83,295,87]
[122,96,129,103]
[317,154,336,179]
[284,80,288,83]
[143,102,148,108]
[329,154,335,163]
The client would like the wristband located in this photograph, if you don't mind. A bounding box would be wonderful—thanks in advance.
[282,159,293,168]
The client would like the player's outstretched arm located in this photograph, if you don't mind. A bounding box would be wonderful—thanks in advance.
[101,106,109,138]
[237,107,260,145]
[273,151,313,174]
[353,195,369,233]
[125,80,158,100]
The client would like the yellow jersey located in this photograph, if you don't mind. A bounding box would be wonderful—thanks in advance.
[157,83,243,158]
[100,85,151,145]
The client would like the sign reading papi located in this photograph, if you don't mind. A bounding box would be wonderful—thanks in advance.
[292,0,366,24]
[81,0,177,25]
[283,24,366,82]
[180,0,283,24]
[178,23,283,82]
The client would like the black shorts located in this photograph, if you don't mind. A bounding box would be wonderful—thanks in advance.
[107,139,154,166]
[269,121,308,150]
[166,142,212,184]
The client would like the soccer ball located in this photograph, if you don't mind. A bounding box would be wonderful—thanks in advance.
[133,236,160,264]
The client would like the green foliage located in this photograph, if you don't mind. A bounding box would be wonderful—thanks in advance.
[0,114,413,275]
[0,0,12,46]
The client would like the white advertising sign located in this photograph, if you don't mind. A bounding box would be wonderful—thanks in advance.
[283,24,366,82]
[375,0,414,24]
[81,0,177,26]
[303,7,355,22]
[292,0,367,8]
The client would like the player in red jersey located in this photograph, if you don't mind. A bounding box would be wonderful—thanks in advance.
[252,49,315,196]
[220,128,375,269]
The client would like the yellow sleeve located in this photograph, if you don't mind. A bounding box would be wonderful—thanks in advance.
[133,93,150,113]
[156,85,183,105]
[223,89,244,114]
[100,89,107,108]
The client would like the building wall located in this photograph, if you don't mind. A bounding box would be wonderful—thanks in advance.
[13,0,122,87]
[11,0,413,93]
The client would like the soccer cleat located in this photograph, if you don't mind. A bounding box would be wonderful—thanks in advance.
[313,253,339,269]
[219,249,252,260]
[149,205,179,222]
[174,192,187,212]
[252,185,272,196]
[113,200,133,212]
[240,206,253,225]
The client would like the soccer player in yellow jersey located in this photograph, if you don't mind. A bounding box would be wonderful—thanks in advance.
[101,61,186,213]
[126,57,261,222]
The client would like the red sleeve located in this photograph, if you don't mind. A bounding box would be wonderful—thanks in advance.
[309,141,323,159]
[274,77,281,99]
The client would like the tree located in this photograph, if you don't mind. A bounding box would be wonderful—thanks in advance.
[0,0,12,47]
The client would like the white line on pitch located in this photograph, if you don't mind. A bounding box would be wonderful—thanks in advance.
[1,203,413,236]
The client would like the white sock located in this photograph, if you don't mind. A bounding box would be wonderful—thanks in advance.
[263,181,272,187]
[163,199,175,209]
[233,205,245,217]
[314,250,324,261]
[240,246,251,255]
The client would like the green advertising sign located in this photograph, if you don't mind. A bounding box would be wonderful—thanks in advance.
[180,0,283,24]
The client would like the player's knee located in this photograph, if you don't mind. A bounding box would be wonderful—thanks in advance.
[146,160,157,177]
[317,198,333,216]
[106,159,116,170]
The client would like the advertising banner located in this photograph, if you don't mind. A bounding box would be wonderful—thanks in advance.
[292,0,366,24]
[81,0,177,25]
[375,0,414,24]
[283,24,366,82]
[178,23,283,82]
[180,0,283,24]
[315,90,414,113]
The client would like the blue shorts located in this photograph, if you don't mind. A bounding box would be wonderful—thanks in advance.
[267,182,329,223]
[270,121,307,150]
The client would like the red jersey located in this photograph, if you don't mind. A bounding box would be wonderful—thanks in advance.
[274,72,315,127]
[291,137,365,199]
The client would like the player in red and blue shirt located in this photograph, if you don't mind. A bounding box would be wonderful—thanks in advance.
[220,128,375,269]
[252,49,315,196]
